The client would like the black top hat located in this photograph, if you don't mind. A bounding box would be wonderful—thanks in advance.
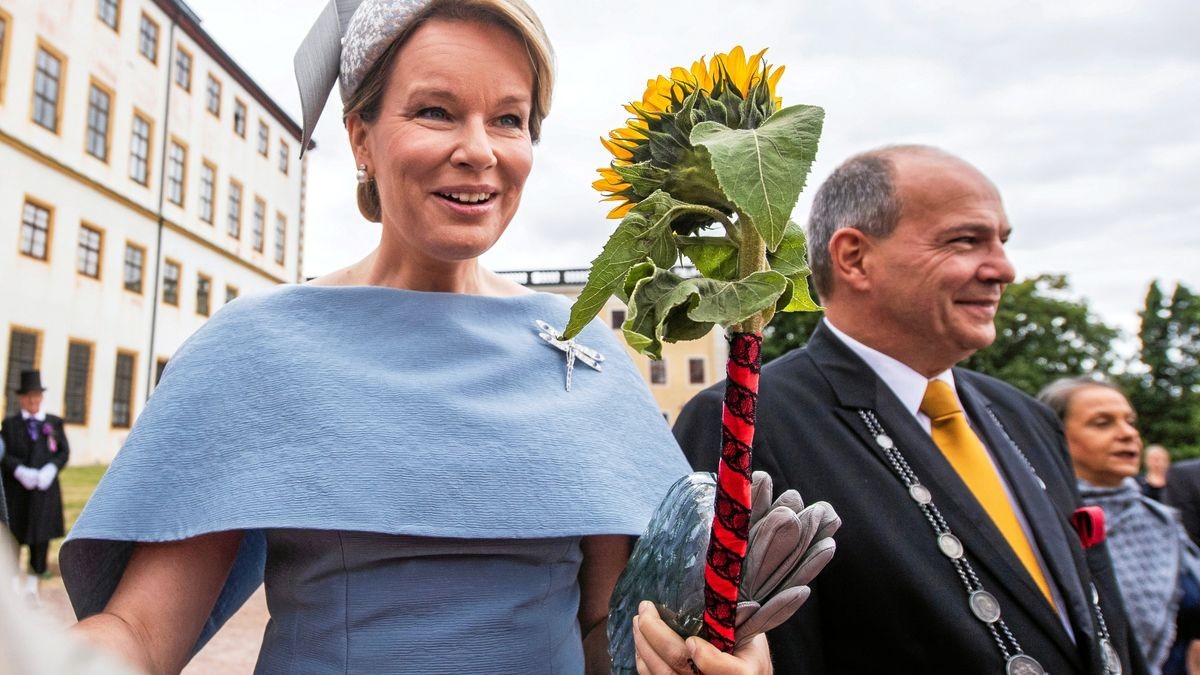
[16,370,46,394]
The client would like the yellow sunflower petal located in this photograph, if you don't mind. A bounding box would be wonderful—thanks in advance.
[593,177,631,193]
[596,167,625,184]
[629,102,662,120]
[606,201,635,219]
[747,48,768,74]
[669,66,696,85]
[768,64,785,92]
[600,137,634,160]
[690,57,715,93]
[722,46,750,94]
[608,135,639,150]
[612,127,647,140]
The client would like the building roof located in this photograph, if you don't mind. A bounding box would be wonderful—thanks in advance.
[152,0,306,145]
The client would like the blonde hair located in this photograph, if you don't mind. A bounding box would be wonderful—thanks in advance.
[343,0,555,222]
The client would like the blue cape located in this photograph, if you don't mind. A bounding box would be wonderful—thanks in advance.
[60,285,691,648]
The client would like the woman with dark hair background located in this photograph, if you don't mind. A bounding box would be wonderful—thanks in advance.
[1040,377,1200,674]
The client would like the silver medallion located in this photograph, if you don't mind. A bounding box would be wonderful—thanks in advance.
[1091,583,1101,605]
[534,320,605,392]
[908,484,932,505]
[937,533,964,559]
[1005,654,1045,675]
[1101,639,1122,674]
[969,590,1001,623]
[875,434,895,449]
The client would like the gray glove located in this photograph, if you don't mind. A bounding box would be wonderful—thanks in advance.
[734,471,840,648]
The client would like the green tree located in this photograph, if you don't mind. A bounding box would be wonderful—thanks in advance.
[762,308,823,363]
[962,274,1118,396]
[1124,281,1200,457]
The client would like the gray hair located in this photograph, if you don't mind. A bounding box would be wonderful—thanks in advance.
[1036,376,1123,421]
[805,144,960,297]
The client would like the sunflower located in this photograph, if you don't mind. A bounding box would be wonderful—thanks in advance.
[594,47,786,219]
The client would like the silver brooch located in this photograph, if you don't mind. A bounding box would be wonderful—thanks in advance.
[535,320,605,392]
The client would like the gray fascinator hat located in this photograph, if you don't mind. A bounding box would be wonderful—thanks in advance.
[293,0,432,157]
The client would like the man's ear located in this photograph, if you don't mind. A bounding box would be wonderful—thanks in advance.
[346,113,371,168]
[828,228,872,293]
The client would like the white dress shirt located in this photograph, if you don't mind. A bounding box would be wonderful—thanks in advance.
[20,410,47,423]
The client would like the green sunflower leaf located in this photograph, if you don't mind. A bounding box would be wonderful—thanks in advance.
[677,236,739,281]
[621,260,659,304]
[690,104,825,251]
[767,220,810,278]
[623,266,714,360]
[621,266,791,358]
[779,273,821,313]
[688,270,789,325]
[563,191,686,340]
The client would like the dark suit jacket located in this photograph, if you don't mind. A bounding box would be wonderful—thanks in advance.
[1164,458,1200,547]
[1,413,69,545]
[674,324,1147,674]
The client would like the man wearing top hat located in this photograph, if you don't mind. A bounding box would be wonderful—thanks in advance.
[1,370,69,601]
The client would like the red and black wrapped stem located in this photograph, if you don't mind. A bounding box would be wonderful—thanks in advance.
[700,331,762,652]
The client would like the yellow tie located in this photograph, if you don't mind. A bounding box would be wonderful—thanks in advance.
[921,380,1056,609]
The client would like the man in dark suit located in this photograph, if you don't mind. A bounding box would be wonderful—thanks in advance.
[674,146,1146,674]
[2,370,69,602]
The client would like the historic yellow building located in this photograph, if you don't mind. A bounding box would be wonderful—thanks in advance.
[0,0,307,462]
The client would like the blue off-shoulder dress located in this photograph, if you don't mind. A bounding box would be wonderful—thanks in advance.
[60,286,691,673]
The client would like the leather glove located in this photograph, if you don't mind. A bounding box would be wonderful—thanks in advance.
[36,464,58,490]
[734,471,840,648]
[14,465,40,491]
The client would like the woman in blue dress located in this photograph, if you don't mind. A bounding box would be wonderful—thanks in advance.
[60,1,770,673]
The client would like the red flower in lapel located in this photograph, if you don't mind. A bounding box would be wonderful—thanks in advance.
[1070,506,1106,549]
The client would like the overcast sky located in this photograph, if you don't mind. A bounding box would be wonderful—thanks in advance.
[187,0,1199,340]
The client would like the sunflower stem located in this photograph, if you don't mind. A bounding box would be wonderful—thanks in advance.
[674,204,737,232]
[733,212,768,333]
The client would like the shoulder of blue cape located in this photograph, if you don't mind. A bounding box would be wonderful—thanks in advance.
[61,284,693,639]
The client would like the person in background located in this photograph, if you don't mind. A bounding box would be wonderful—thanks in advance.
[1,370,69,605]
[1164,454,1200,675]
[1142,445,1172,502]
[1040,377,1200,674]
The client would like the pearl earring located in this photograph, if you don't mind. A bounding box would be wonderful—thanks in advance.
[356,164,370,184]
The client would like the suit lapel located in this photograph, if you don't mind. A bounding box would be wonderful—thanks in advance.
[805,326,910,481]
